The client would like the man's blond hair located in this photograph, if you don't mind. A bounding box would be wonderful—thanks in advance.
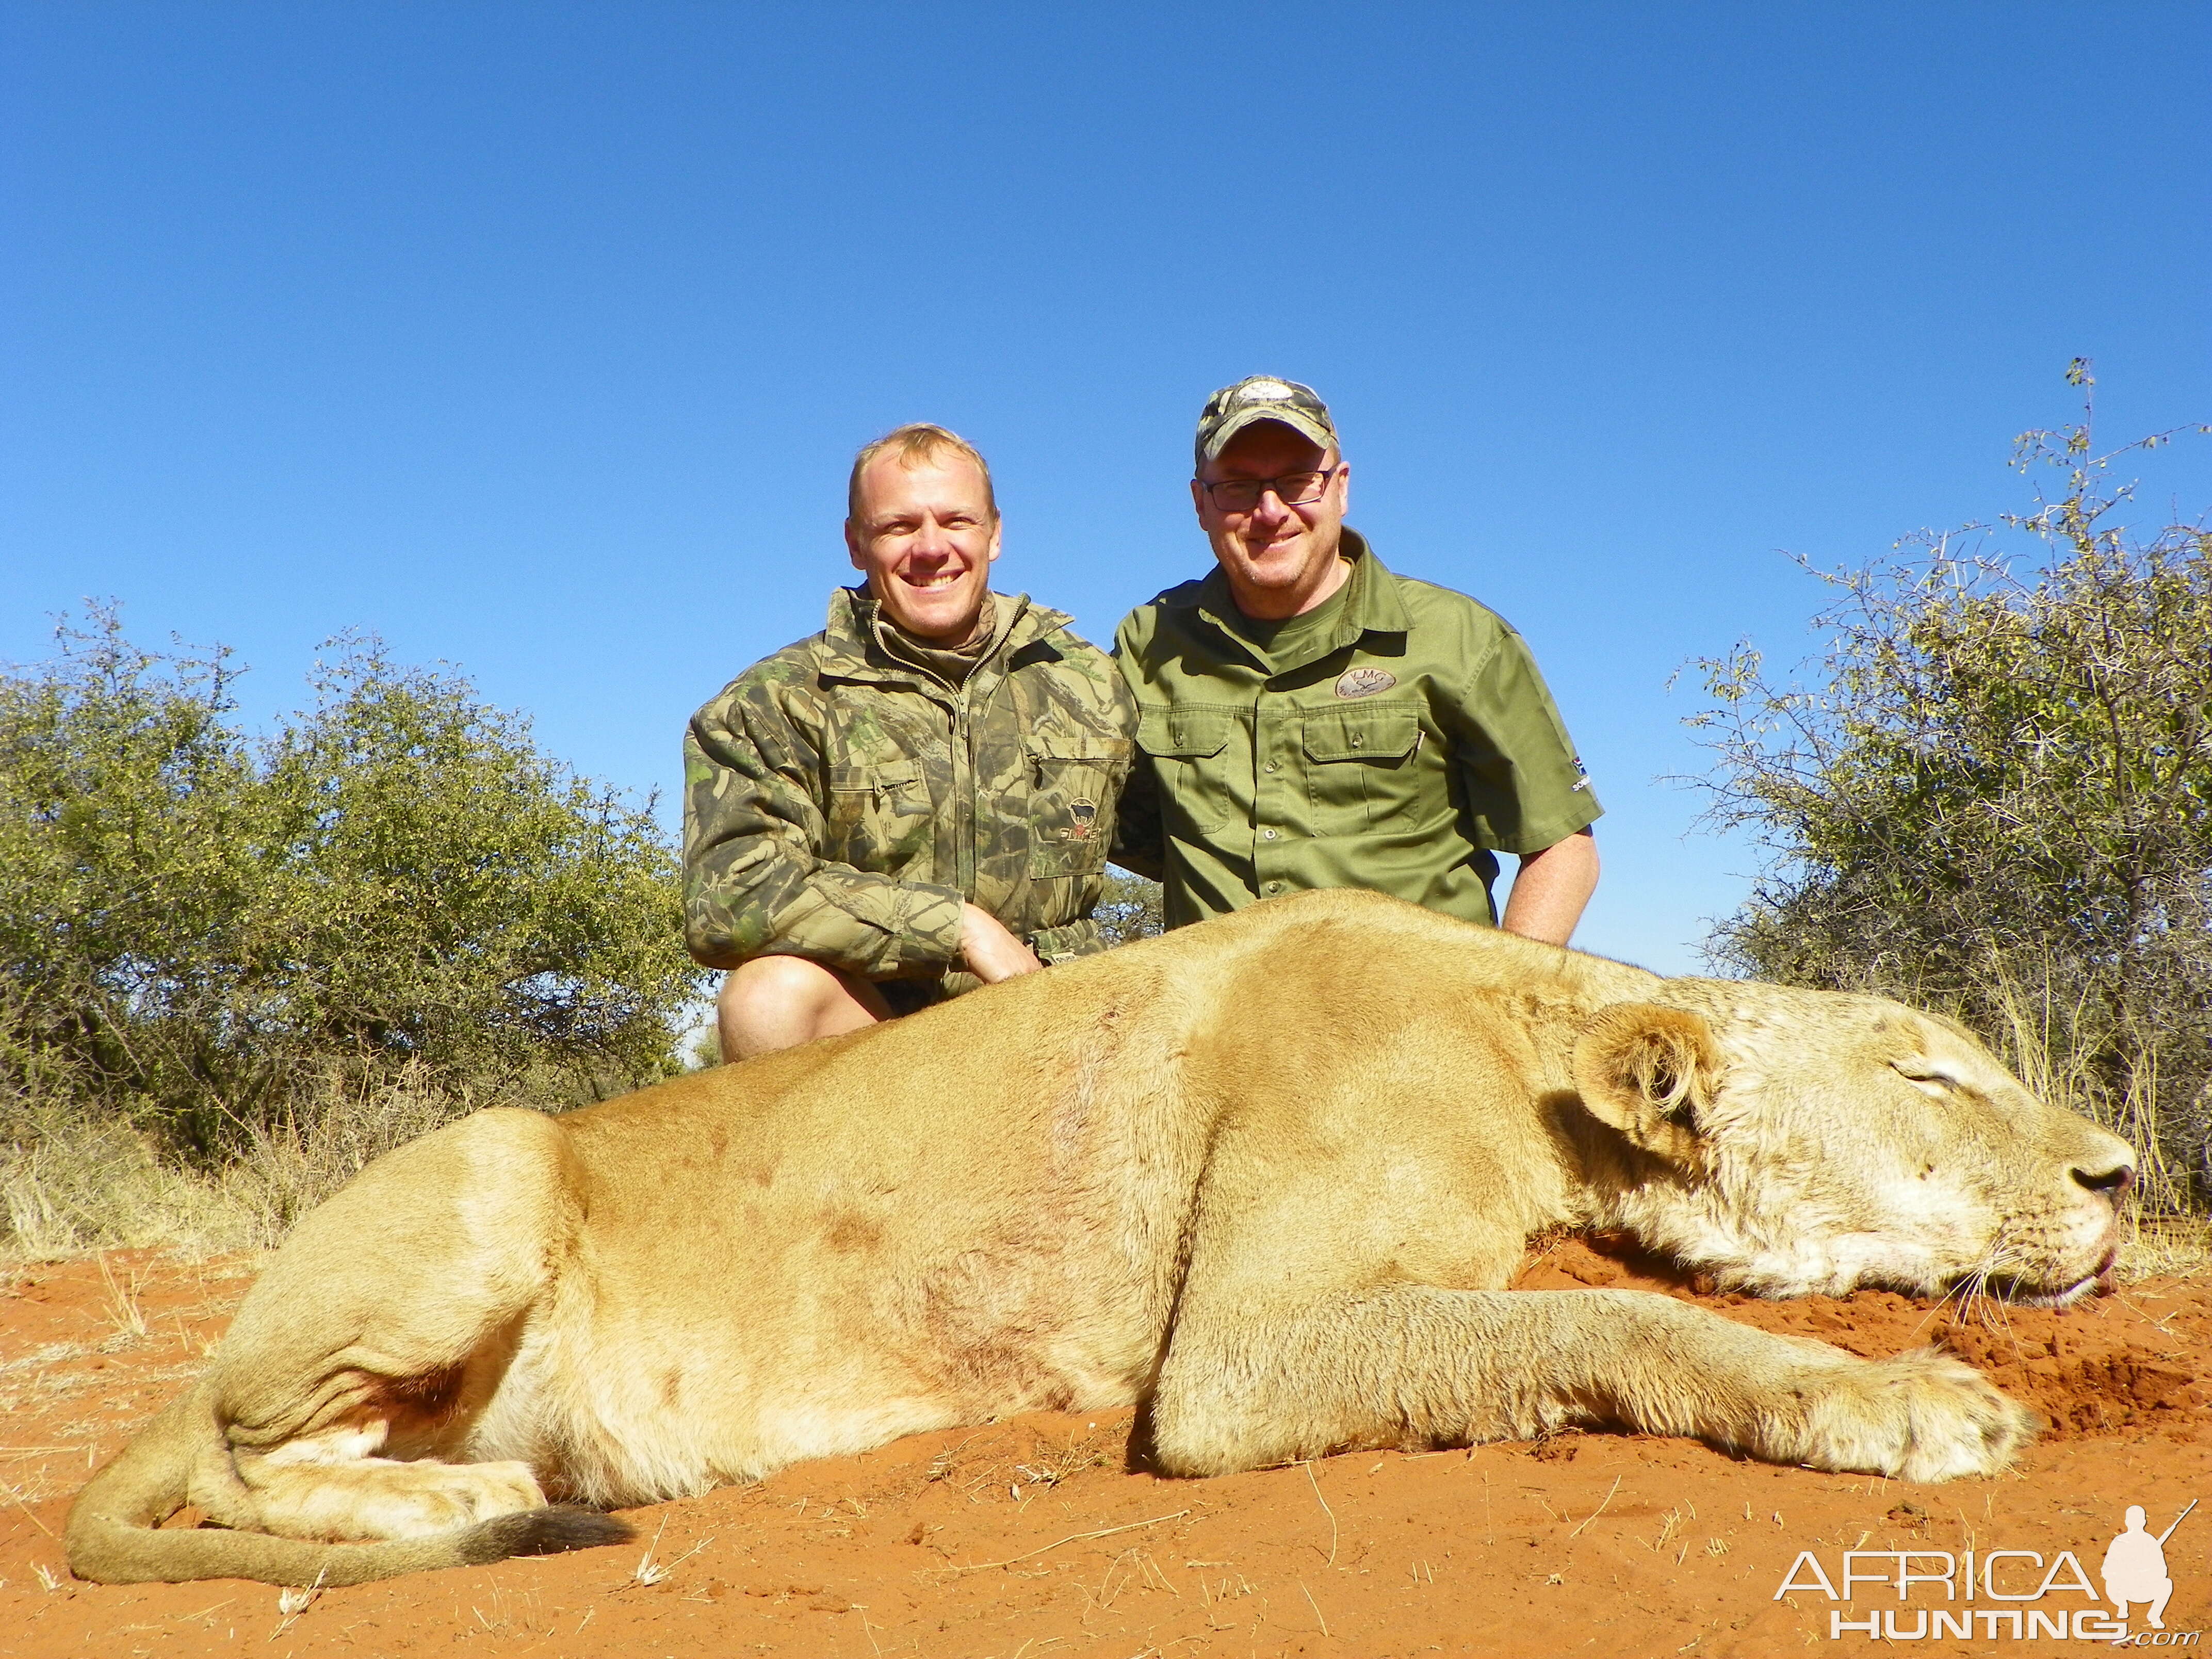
[847,424,999,525]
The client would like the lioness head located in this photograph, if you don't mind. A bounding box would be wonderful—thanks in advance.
[1570,983,2134,1302]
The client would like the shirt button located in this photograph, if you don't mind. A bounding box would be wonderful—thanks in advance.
[1264,760,1279,772]
[1262,828,1277,839]
[1265,882,1282,893]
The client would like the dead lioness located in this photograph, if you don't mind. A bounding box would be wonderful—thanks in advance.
[67,890,2134,1586]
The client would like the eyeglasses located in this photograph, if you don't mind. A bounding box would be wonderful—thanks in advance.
[1197,467,1341,514]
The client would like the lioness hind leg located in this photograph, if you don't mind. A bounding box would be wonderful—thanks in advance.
[188,1109,583,1538]
[231,1449,548,1543]
[1148,1286,2034,1482]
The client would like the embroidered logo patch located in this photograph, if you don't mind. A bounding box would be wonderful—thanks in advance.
[1065,799,1097,840]
[1333,667,1396,700]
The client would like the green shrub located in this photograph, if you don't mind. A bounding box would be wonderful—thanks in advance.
[1684,364,2211,1209]
[1093,868,1164,948]
[0,609,705,1172]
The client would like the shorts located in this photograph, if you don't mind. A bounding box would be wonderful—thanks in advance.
[876,978,953,1019]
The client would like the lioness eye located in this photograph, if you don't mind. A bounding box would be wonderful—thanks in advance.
[1891,1060,1960,1094]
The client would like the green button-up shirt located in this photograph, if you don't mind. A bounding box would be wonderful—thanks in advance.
[1110,532,1601,930]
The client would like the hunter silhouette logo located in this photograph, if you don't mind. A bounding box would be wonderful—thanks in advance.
[2106,1501,2194,1631]
[1771,1496,2200,1642]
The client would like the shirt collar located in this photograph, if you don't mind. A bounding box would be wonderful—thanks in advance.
[1188,528,1408,670]
[822,585,1061,679]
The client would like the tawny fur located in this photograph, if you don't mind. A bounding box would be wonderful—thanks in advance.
[66,890,2134,1586]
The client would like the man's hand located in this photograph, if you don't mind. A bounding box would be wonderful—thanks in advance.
[959,902,1044,983]
[1500,827,1600,947]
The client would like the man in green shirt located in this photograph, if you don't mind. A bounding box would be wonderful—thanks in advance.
[1112,376,1601,942]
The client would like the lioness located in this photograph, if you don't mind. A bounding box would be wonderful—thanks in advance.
[67,890,2133,1587]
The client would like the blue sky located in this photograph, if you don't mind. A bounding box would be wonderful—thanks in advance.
[4,3,2207,973]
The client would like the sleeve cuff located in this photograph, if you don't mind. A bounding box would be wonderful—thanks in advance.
[890,882,967,970]
[1501,795,1604,857]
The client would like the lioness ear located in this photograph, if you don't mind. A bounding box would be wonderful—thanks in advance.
[1571,1003,1723,1166]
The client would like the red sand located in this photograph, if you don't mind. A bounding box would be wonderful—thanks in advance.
[5,1235,2206,1657]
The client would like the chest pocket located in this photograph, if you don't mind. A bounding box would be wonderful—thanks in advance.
[1026,733,1132,879]
[1302,706,1422,833]
[1137,708,1236,837]
[823,760,929,871]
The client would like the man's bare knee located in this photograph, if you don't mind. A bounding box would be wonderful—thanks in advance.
[718,958,886,1060]
[723,955,842,1012]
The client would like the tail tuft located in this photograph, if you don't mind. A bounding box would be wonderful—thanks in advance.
[461,1506,634,1564]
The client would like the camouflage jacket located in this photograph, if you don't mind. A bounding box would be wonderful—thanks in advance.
[683,588,1136,997]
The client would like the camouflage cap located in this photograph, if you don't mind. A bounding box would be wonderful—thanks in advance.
[1193,376,1338,468]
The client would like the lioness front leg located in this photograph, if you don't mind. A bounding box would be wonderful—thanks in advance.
[1147,1287,2032,1483]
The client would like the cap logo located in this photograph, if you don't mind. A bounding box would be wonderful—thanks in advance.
[1197,375,1335,464]
[1334,668,1396,700]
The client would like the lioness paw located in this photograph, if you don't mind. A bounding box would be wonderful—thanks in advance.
[1797,1348,2035,1482]
[346,1460,550,1541]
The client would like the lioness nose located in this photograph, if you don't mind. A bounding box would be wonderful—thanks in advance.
[2071,1162,2135,1205]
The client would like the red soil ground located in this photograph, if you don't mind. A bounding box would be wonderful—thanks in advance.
[4,1235,2206,1658]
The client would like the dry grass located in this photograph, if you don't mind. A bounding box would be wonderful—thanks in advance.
[3,1105,254,1258]
[1987,960,2209,1280]
[1981,957,2200,1218]
[1,1064,496,1261]
[626,1516,713,1589]
[2116,1214,2212,1282]
[95,1251,148,1338]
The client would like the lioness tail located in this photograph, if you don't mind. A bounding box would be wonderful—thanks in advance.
[64,1391,632,1587]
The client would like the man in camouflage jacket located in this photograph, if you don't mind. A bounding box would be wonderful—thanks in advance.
[684,424,1134,1059]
